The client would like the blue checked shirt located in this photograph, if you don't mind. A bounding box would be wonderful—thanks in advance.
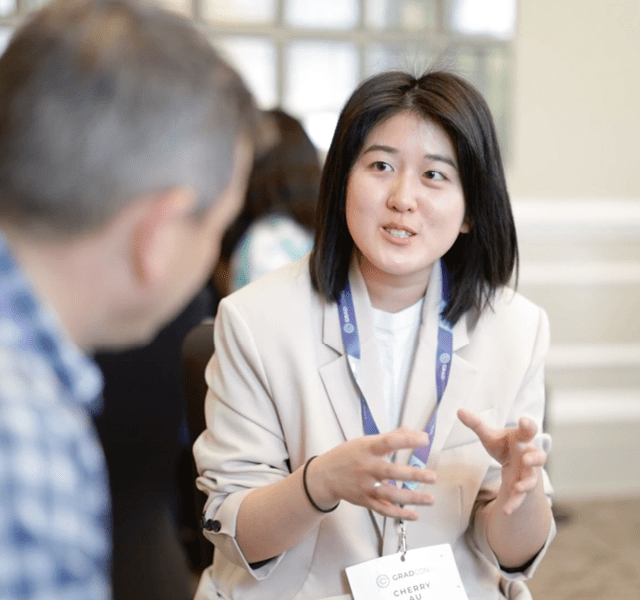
[0,233,111,599]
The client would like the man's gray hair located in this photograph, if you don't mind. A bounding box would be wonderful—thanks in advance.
[0,0,259,235]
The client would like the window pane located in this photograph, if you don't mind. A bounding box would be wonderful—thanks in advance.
[366,0,437,30]
[203,0,276,24]
[284,41,358,114]
[449,0,516,39]
[0,27,11,56]
[0,0,15,17]
[485,47,511,155]
[284,41,359,152]
[447,45,481,85]
[443,44,509,153]
[212,36,277,108]
[153,0,192,17]
[285,0,359,30]
[365,43,434,77]
[303,112,340,156]
[485,47,510,116]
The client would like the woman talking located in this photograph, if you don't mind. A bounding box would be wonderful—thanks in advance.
[194,70,555,600]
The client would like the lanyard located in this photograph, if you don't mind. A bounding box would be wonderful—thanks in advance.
[337,260,453,491]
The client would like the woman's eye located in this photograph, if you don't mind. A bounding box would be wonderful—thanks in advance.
[425,170,445,181]
[371,161,392,172]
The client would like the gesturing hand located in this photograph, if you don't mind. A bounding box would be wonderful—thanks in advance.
[307,428,436,521]
[457,408,548,515]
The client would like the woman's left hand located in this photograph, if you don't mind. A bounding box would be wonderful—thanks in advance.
[457,408,548,515]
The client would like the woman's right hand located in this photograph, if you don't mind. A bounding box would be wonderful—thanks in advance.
[305,428,436,520]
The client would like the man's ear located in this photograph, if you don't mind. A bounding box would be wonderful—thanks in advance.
[130,187,197,288]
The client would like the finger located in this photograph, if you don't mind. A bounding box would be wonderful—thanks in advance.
[522,448,547,468]
[373,481,435,507]
[502,492,526,516]
[457,408,498,442]
[379,463,437,486]
[370,428,431,456]
[515,416,538,443]
[514,472,539,494]
[369,498,422,521]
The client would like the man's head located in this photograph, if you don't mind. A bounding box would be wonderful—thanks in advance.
[0,0,258,234]
[0,0,259,347]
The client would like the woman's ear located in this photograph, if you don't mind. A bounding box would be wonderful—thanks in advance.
[460,216,473,234]
[130,187,197,289]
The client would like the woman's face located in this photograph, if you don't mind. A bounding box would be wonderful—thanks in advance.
[345,111,469,294]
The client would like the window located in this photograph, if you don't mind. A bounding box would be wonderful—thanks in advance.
[201,0,517,157]
[1,0,516,156]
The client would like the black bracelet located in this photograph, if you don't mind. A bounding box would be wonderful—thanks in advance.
[302,455,340,513]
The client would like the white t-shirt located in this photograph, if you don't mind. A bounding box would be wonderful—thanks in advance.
[371,298,424,431]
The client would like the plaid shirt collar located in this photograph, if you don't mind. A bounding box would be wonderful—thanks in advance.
[0,231,103,413]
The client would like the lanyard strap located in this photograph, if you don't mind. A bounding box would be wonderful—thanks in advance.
[337,260,453,490]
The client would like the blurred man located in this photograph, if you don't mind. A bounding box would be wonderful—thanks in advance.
[0,0,258,597]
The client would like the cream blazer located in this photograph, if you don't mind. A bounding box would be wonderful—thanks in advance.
[193,257,556,600]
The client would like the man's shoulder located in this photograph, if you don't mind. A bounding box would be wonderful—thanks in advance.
[0,344,97,457]
[0,344,59,408]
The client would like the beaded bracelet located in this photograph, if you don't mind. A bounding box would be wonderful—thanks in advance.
[302,455,340,513]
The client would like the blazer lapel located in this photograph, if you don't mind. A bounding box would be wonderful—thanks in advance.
[396,262,480,471]
[318,259,387,541]
[318,299,362,443]
[349,263,388,434]
[424,349,480,468]
[319,260,388,442]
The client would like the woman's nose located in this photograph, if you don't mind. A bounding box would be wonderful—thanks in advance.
[387,174,419,212]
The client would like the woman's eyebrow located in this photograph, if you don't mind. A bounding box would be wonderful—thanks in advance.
[425,153,458,171]
[361,143,398,155]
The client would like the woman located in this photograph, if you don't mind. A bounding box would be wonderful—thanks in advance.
[194,70,555,600]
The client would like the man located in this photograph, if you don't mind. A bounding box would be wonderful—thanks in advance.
[0,0,258,597]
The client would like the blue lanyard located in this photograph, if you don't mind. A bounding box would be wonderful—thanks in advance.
[337,260,453,490]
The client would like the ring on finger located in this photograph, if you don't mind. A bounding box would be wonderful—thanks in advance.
[373,481,383,491]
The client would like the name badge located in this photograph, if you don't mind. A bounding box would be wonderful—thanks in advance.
[346,544,468,600]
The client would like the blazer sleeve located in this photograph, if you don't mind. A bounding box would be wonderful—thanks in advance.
[468,303,557,581]
[192,297,291,579]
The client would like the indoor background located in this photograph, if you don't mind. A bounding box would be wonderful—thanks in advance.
[1,1,638,597]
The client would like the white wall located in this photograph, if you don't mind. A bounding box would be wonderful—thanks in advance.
[507,0,640,198]
[515,199,640,499]
[502,1,640,498]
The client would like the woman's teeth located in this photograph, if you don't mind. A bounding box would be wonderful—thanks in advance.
[386,228,412,238]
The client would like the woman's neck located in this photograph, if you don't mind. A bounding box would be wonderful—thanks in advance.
[357,258,431,313]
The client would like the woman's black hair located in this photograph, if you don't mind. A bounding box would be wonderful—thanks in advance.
[309,70,518,325]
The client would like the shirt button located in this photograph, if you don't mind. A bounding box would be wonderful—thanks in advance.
[203,519,222,533]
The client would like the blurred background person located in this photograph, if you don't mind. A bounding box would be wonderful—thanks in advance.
[212,108,321,297]
[0,0,258,598]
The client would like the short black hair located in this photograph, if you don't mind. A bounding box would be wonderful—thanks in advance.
[309,70,518,325]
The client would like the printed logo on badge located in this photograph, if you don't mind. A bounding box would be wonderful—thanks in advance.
[343,323,355,334]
